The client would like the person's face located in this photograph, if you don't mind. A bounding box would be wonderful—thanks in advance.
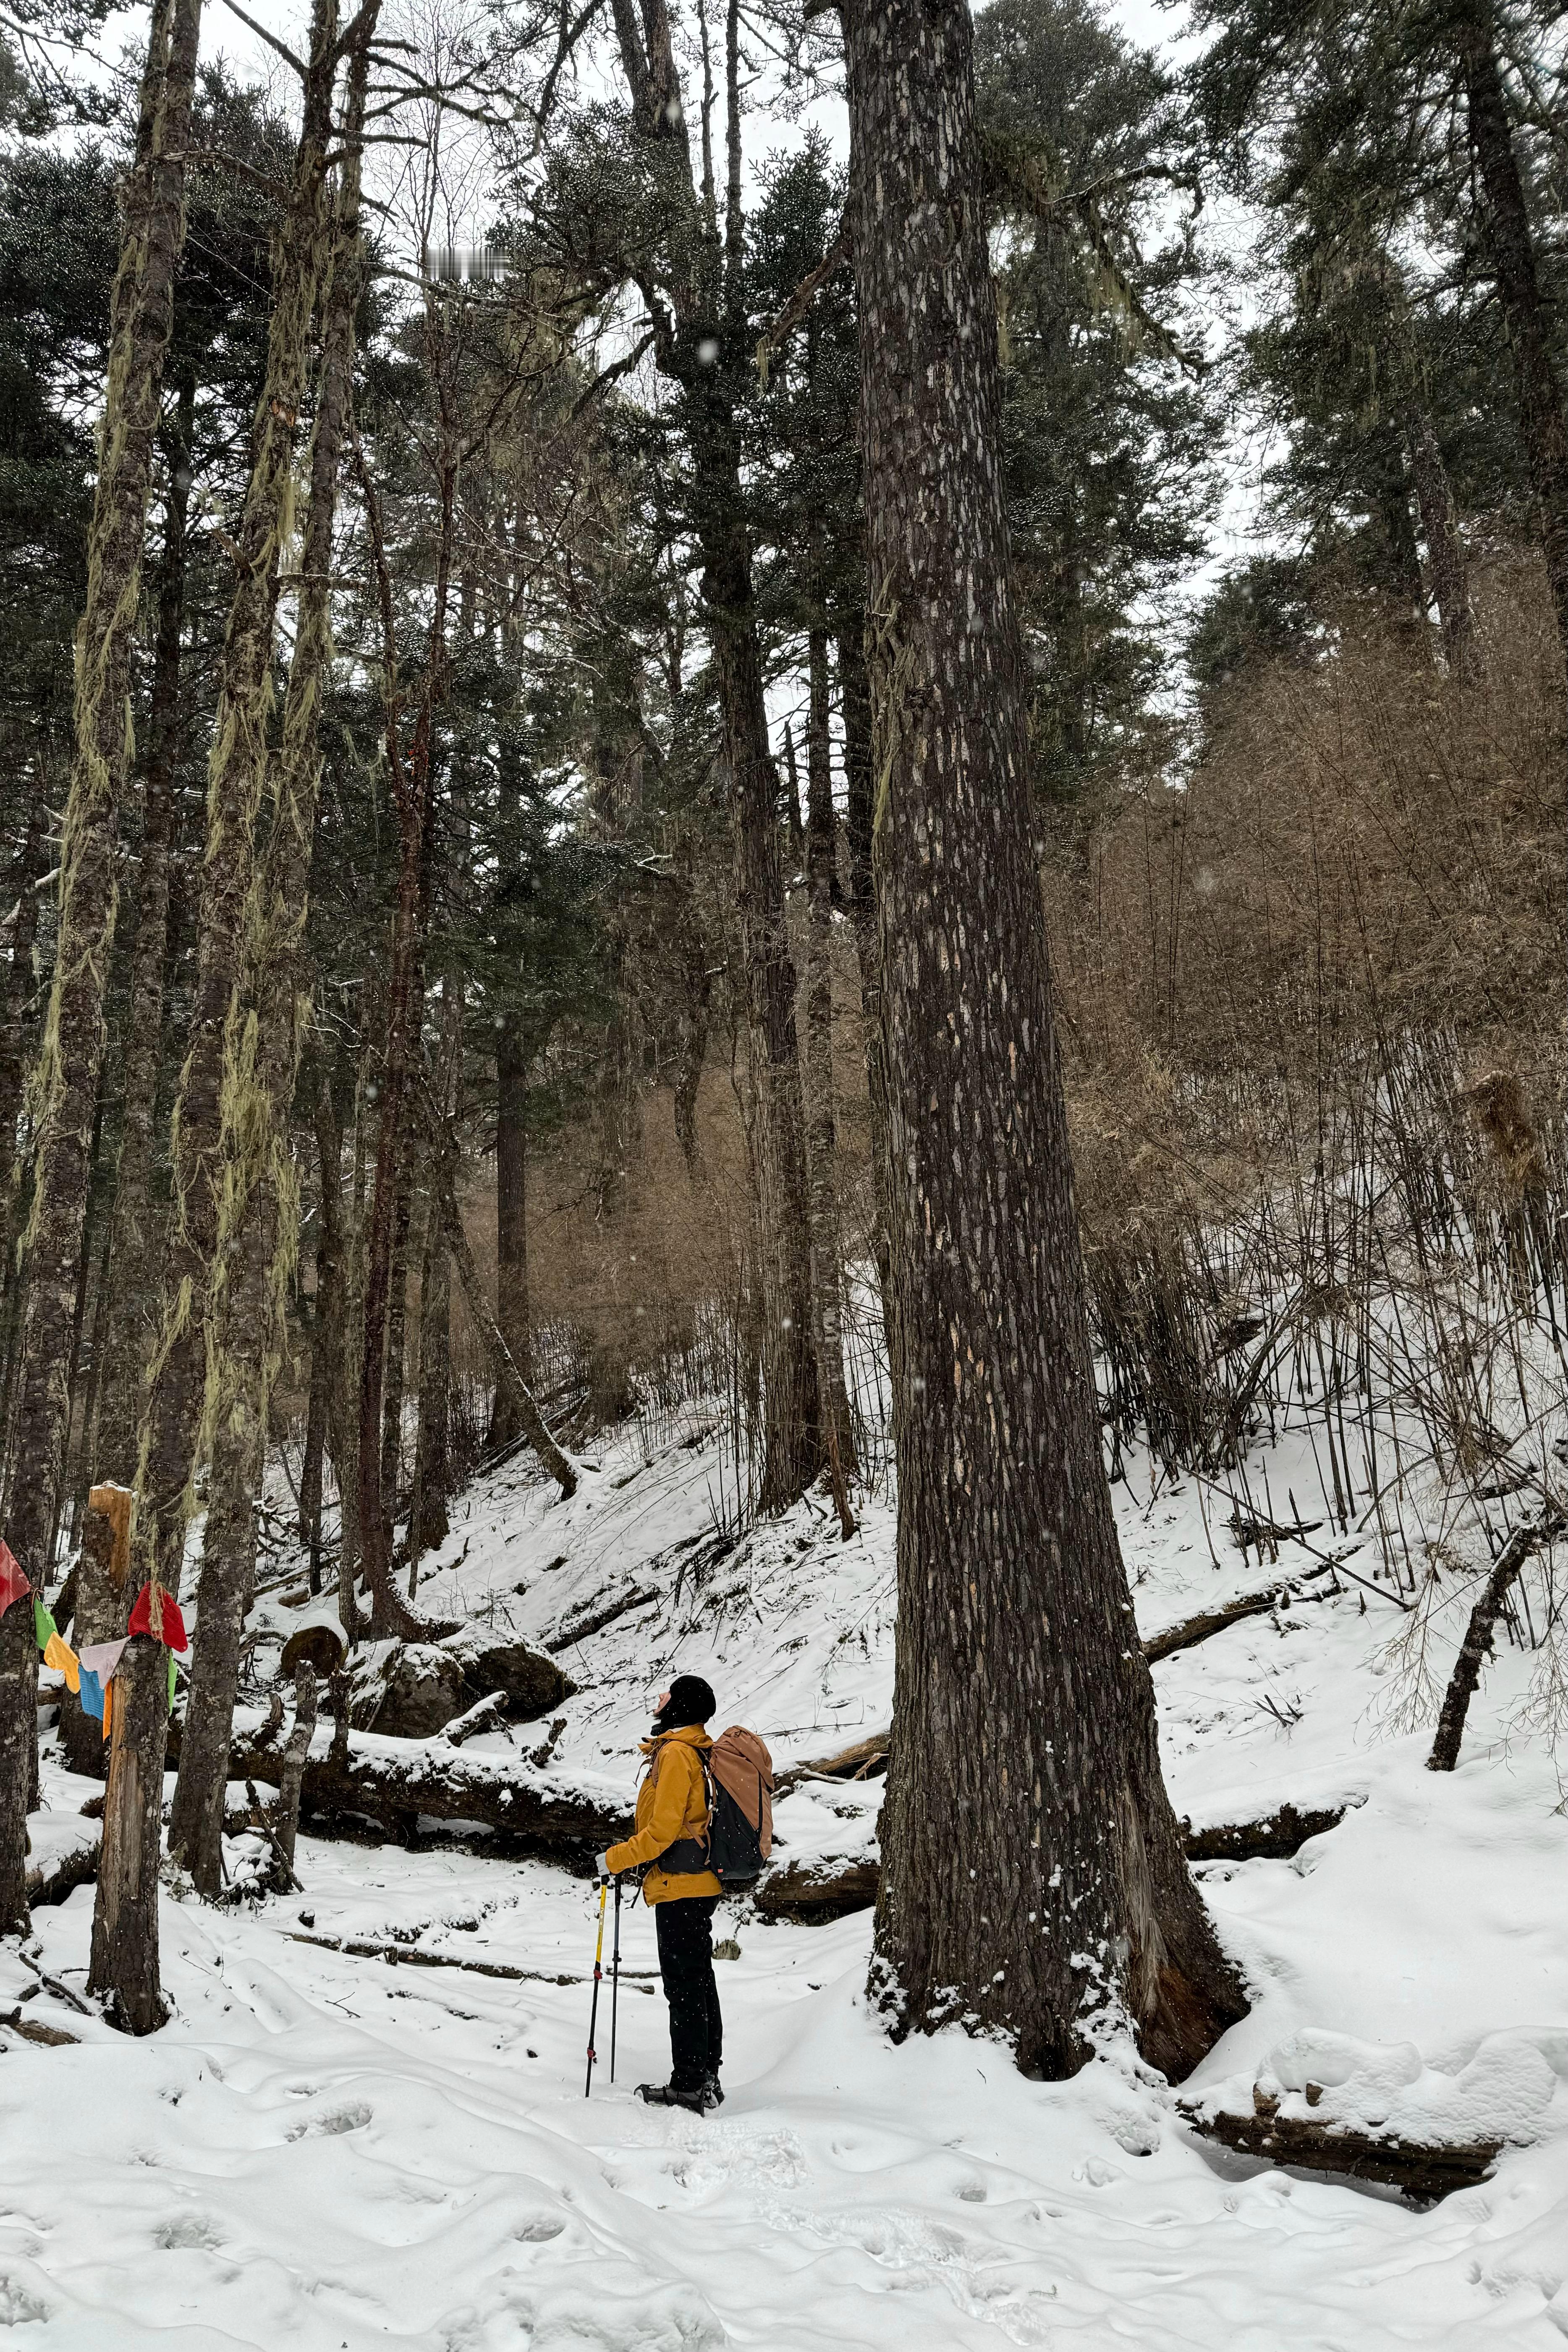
[656,1689,671,1716]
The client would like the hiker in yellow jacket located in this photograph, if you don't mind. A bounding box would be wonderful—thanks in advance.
[597,1673,725,2113]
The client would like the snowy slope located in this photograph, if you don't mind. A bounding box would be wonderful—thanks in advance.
[7,1408,1568,2349]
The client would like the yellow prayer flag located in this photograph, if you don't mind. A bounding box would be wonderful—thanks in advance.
[42,1631,80,1693]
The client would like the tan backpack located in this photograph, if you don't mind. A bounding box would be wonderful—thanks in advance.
[700,1725,774,1886]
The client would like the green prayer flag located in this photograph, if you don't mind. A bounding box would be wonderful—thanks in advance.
[33,1596,57,1651]
[167,1652,177,1713]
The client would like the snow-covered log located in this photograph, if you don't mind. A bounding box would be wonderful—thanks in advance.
[226,1708,627,1853]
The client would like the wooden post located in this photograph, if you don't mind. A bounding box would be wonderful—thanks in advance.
[87,1635,170,2033]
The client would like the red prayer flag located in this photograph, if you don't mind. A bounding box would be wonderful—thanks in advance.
[128,1582,189,1654]
[0,1540,28,1618]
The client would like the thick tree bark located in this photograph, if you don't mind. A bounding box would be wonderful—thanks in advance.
[666,843,711,1173]
[168,36,370,1895]
[409,973,462,1570]
[354,416,454,1636]
[408,1190,451,1568]
[86,1635,170,2032]
[131,0,341,1608]
[844,0,1246,2080]
[298,1194,331,1587]
[92,367,195,1486]
[0,787,47,1290]
[696,409,823,1511]
[333,1065,369,1642]
[1456,0,1568,679]
[781,719,805,866]
[837,621,894,1325]
[487,1008,530,1448]
[0,0,203,1936]
[378,1162,414,1506]
[1401,405,1474,675]
[803,618,857,1514]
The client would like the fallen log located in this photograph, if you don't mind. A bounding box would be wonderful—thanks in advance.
[1,2006,81,2047]
[1183,2097,1502,2202]
[545,1586,660,1655]
[1143,1571,1332,1665]
[1183,1802,1355,1862]
[757,1798,1356,1923]
[229,1713,628,1854]
[283,1930,656,1988]
[775,1731,890,1797]
[753,1855,882,1924]
[26,1834,101,1909]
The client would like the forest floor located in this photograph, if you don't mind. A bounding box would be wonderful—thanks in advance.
[6,1406,1568,2349]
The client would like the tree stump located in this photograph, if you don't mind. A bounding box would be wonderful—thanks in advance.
[87,1637,169,2033]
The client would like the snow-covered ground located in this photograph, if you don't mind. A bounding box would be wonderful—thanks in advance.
[8,1410,1567,2348]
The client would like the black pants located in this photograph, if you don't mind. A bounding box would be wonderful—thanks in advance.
[654,1895,722,2092]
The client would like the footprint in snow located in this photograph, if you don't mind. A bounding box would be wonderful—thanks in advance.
[153,2214,226,2251]
[286,2100,373,2140]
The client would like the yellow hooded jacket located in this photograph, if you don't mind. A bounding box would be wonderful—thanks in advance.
[604,1722,722,1904]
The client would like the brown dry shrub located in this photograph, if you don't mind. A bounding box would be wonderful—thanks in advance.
[1047,554,1565,1470]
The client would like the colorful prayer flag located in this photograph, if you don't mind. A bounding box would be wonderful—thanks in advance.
[128,1582,189,1655]
[0,1540,27,1618]
[42,1631,80,1693]
[78,1665,105,1722]
[102,1682,113,1742]
[78,1637,129,1687]
[33,1597,57,1650]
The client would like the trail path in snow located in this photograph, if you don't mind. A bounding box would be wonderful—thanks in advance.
[6,1417,1566,2348]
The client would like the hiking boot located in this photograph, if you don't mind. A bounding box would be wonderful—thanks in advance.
[703,2072,725,2107]
[636,2081,710,2114]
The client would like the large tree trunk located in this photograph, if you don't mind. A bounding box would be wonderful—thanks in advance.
[838,620,896,1370]
[353,380,455,1634]
[803,616,857,1503]
[168,36,371,1896]
[378,1163,414,1507]
[93,364,196,1486]
[409,977,463,1569]
[696,421,822,1508]
[0,0,203,1936]
[131,0,341,1608]
[843,0,1246,2081]
[666,842,711,1173]
[487,1008,530,1447]
[1457,0,1568,678]
[0,786,47,1293]
[1401,405,1474,675]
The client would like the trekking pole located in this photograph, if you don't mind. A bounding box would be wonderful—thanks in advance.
[584,1875,607,2098]
[609,1875,623,2082]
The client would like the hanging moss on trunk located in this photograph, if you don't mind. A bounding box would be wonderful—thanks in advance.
[168,25,374,1898]
[130,0,343,1615]
[0,0,204,1937]
[92,365,198,1488]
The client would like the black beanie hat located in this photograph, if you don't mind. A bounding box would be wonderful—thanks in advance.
[653,1673,715,1733]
